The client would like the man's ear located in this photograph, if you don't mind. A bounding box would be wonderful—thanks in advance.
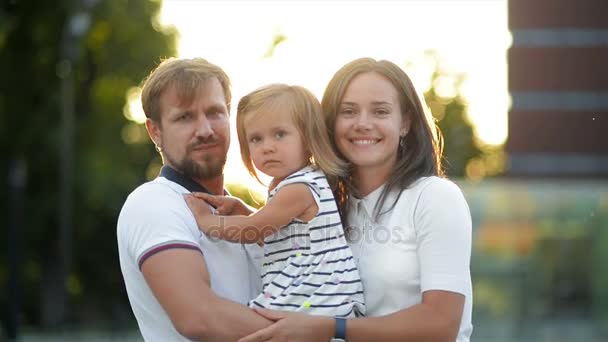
[145,118,161,148]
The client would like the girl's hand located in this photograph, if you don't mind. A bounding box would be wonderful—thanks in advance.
[183,194,216,234]
[191,192,253,216]
[238,308,334,342]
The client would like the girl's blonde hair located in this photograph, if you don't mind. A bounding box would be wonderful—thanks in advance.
[237,84,347,185]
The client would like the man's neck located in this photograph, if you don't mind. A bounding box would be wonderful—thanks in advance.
[159,166,224,195]
[193,176,224,195]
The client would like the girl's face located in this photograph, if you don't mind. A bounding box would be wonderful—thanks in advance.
[244,109,309,181]
[334,72,409,180]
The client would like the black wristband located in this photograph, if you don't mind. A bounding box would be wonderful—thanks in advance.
[335,317,347,340]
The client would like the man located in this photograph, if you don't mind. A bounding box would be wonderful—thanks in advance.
[117,58,269,341]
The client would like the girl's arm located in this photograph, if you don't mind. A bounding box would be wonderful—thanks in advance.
[190,192,256,216]
[185,183,317,244]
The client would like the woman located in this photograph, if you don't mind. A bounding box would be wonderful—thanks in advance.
[239,58,473,341]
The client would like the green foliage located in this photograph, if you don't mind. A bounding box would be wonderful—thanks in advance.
[263,31,287,59]
[1,0,175,327]
[226,183,266,209]
[591,211,608,334]
[422,53,484,177]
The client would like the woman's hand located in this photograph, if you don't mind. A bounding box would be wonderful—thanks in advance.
[191,192,253,216]
[238,308,334,342]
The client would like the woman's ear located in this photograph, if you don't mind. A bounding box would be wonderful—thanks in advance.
[401,114,412,137]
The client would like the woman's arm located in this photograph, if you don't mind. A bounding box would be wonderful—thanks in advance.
[238,290,463,342]
[344,290,464,341]
[185,183,317,244]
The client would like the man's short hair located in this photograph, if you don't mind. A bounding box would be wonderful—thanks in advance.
[140,58,232,123]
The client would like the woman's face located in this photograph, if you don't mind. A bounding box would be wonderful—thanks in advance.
[334,71,408,178]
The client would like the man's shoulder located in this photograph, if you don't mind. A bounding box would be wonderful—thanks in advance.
[119,178,187,223]
[125,177,183,203]
[133,177,182,195]
[117,177,200,252]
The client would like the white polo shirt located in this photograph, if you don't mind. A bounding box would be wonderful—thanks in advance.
[117,171,262,342]
[347,176,473,341]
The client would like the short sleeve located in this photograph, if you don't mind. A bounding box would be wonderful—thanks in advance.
[413,178,472,295]
[269,167,323,209]
[117,182,203,270]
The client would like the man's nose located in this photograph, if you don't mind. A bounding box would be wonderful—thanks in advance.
[195,115,214,138]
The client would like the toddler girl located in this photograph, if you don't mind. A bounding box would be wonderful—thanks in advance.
[186,84,365,318]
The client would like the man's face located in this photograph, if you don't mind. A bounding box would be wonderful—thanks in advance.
[147,78,230,180]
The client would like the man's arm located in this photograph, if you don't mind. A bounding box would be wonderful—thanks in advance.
[141,248,271,341]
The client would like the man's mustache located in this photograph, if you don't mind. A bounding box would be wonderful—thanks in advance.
[188,137,220,150]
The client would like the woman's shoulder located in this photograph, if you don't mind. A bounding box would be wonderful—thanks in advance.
[413,176,463,193]
[393,176,467,207]
[412,176,469,211]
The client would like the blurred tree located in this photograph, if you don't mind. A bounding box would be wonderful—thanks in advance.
[226,183,266,209]
[0,0,176,331]
[421,51,484,177]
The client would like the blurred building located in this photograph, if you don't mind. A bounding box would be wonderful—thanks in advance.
[507,0,608,177]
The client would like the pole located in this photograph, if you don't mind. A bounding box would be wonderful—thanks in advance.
[7,158,26,341]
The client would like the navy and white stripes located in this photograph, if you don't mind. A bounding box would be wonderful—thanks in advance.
[248,166,366,318]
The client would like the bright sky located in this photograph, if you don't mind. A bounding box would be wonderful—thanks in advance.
[145,0,511,189]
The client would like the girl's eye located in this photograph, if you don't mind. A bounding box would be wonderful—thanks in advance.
[177,113,191,121]
[275,131,286,139]
[249,136,261,144]
[375,109,389,115]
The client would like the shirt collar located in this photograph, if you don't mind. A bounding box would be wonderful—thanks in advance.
[349,183,387,218]
[159,165,211,194]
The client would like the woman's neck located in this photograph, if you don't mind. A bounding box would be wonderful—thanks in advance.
[352,167,391,197]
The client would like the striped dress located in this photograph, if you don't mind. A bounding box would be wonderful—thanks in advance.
[249,166,366,318]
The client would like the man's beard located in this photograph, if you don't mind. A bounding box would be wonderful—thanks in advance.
[180,154,226,179]
[164,146,226,180]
